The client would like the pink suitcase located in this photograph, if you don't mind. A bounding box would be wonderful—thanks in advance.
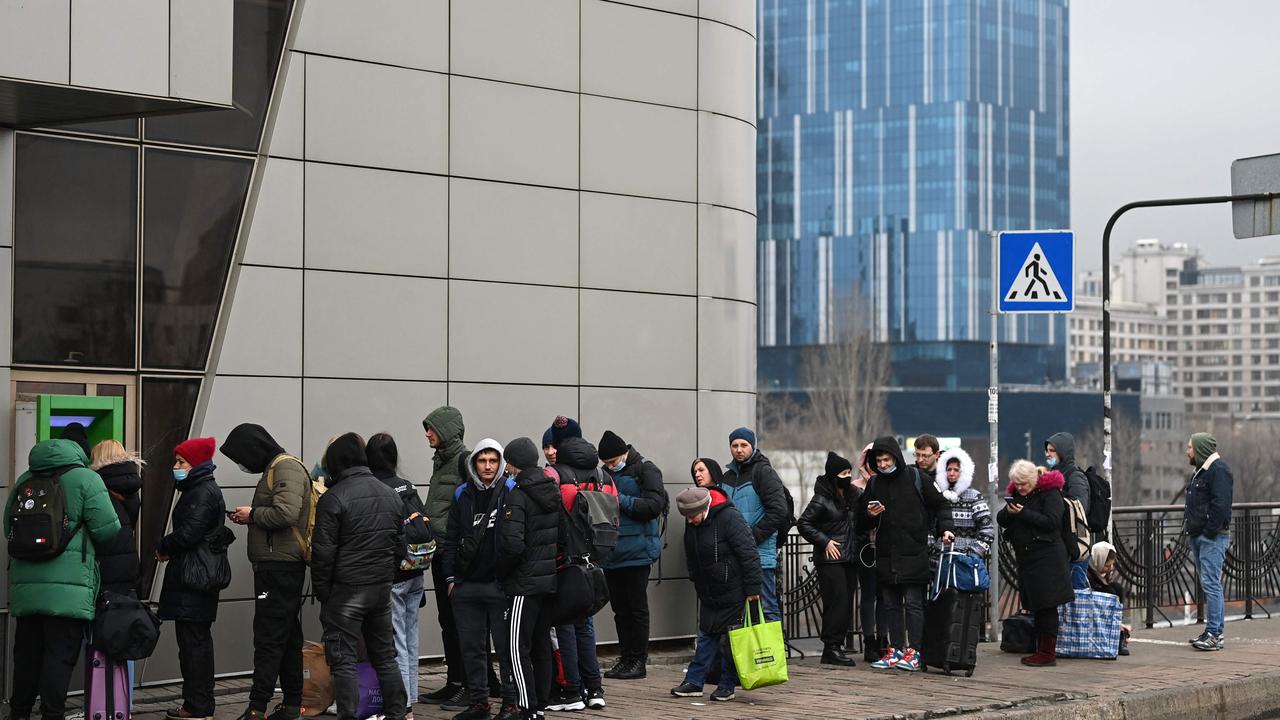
[85,647,130,720]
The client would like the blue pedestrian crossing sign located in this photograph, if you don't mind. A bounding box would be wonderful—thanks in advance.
[998,230,1073,313]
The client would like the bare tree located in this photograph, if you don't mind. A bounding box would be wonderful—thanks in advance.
[1213,420,1280,502]
[1076,411,1143,506]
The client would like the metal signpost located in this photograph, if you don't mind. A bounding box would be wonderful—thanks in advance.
[989,229,1074,639]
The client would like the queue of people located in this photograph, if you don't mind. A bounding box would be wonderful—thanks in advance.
[2,419,1235,720]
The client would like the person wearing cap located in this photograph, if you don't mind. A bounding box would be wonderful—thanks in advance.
[310,433,407,720]
[797,451,860,666]
[156,436,226,720]
[597,430,668,680]
[1185,432,1234,652]
[498,437,565,719]
[669,486,761,702]
[721,427,789,622]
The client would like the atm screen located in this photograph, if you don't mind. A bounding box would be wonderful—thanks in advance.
[52,415,97,428]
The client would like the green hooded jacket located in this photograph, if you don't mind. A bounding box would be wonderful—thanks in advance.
[4,439,121,620]
[423,406,468,534]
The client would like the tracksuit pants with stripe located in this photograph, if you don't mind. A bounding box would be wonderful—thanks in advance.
[508,594,554,711]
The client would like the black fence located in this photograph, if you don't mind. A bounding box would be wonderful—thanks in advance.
[780,502,1280,645]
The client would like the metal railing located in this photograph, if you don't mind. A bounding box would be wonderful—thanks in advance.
[780,502,1280,643]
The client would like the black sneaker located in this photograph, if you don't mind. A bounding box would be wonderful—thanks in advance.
[585,689,605,710]
[441,686,472,711]
[670,682,703,698]
[546,687,585,712]
[494,706,521,720]
[166,709,213,720]
[1192,633,1225,651]
[234,709,266,720]
[710,687,735,702]
[605,658,645,680]
[423,683,465,703]
[266,705,301,720]
[452,704,491,720]
[1188,631,1209,645]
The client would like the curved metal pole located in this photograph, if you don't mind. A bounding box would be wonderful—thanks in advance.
[1101,192,1279,536]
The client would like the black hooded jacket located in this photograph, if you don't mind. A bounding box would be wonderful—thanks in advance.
[220,423,287,474]
[797,474,858,564]
[310,434,405,601]
[1046,432,1090,515]
[553,437,602,482]
[95,460,143,593]
[855,436,955,584]
[498,465,566,596]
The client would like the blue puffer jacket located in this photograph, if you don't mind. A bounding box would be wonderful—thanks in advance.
[602,448,666,570]
[722,451,789,571]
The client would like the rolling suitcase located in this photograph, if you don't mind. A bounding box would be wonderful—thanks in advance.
[921,588,983,676]
[85,646,130,720]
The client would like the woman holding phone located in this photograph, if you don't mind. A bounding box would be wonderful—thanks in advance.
[997,460,1074,668]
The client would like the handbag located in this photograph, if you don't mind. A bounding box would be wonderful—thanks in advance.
[182,524,236,593]
[1000,613,1037,653]
[300,641,334,717]
[93,589,162,660]
[728,599,789,690]
[549,561,609,625]
[931,543,990,599]
[355,661,383,719]
[400,514,437,572]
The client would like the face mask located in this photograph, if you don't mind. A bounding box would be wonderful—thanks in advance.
[237,463,252,474]
[610,461,626,473]
[877,465,897,475]
[1045,457,1059,469]
[173,468,189,482]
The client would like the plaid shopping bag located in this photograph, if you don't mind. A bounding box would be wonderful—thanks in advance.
[1056,588,1123,659]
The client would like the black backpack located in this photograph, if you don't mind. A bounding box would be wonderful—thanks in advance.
[7,467,81,562]
[93,590,162,661]
[1083,466,1112,532]
[777,482,797,547]
[558,466,620,566]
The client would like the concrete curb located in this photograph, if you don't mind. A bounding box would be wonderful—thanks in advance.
[975,670,1280,719]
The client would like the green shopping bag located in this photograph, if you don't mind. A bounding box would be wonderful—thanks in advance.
[728,600,789,690]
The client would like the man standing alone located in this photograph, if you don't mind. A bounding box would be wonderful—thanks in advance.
[1186,433,1233,652]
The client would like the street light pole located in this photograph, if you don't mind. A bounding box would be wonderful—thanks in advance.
[1101,192,1278,536]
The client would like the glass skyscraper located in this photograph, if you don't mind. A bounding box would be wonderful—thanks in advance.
[757,0,1070,389]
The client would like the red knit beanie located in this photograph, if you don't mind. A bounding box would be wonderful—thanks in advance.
[175,436,216,466]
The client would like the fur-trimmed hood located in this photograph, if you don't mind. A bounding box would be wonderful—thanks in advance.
[936,447,975,501]
[1007,468,1065,497]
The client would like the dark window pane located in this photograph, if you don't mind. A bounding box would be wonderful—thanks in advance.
[96,384,128,397]
[137,376,201,598]
[14,136,138,368]
[15,381,87,399]
[45,119,139,139]
[144,0,292,150]
[141,149,252,369]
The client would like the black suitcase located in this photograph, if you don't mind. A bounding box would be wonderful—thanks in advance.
[921,588,982,676]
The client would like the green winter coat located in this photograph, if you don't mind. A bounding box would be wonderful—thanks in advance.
[423,406,467,535]
[4,439,121,620]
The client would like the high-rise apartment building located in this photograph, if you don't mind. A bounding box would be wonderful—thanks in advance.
[757,0,1070,389]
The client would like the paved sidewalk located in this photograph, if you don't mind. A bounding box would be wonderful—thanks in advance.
[119,620,1280,720]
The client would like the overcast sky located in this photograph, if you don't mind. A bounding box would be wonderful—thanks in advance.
[1070,0,1280,271]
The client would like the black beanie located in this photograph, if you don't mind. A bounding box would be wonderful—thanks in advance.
[597,430,628,460]
[323,432,368,479]
[505,437,540,471]
[824,451,853,479]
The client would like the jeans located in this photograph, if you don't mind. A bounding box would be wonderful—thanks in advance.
[10,615,86,720]
[682,628,737,691]
[604,565,651,660]
[1193,533,1231,635]
[759,568,781,622]
[451,581,516,706]
[508,594,554,711]
[390,574,425,700]
[554,617,601,693]
[880,583,925,650]
[321,583,406,720]
[431,560,466,685]
[250,561,306,710]
[175,621,216,715]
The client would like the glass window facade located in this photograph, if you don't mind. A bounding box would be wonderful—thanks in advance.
[758,0,1070,388]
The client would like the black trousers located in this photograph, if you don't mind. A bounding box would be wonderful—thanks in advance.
[1033,606,1059,636]
[604,565,651,660]
[176,621,216,715]
[857,561,880,641]
[321,583,407,720]
[816,562,859,646]
[507,594,553,712]
[880,583,925,651]
[10,615,86,720]
[450,581,515,706]
[250,561,306,710]
[432,560,466,685]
